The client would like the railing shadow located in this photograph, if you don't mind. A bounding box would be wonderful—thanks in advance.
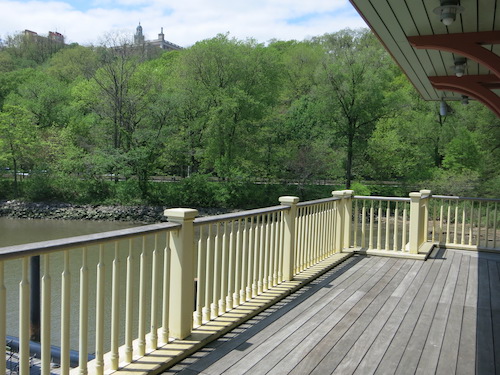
[476,250,500,374]
[161,255,364,374]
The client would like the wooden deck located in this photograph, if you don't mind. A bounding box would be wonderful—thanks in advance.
[162,248,500,374]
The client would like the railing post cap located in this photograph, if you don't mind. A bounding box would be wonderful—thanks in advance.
[164,208,198,221]
[279,196,300,205]
[332,190,354,197]
[420,189,432,195]
[409,192,422,199]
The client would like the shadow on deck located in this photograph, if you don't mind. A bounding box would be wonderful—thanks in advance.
[161,248,500,374]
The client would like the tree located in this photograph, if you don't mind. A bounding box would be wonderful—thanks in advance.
[314,29,397,188]
[0,105,38,195]
[174,34,282,179]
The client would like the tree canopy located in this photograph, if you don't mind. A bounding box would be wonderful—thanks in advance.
[0,28,498,205]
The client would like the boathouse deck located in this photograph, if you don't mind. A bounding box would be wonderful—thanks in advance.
[164,248,500,375]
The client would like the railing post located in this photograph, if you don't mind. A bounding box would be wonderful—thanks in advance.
[332,190,354,252]
[164,208,198,339]
[409,191,428,254]
[420,189,432,244]
[279,196,299,281]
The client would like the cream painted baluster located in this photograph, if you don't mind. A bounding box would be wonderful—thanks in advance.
[353,200,359,247]
[485,203,491,248]
[19,257,30,375]
[150,234,160,350]
[461,204,466,245]
[110,242,120,369]
[328,202,335,255]
[160,234,171,344]
[258,215,265,294]
[40,254,51,375]
[263,213,271,291]
[306,206,313,266]
[369,201,375,250]
[248,216,256,298]
[125,239,134,363]
[219,221,229,314]
[446,200,451,244]
[313,205,320,261]
[393,202,399,251]
[401,203,408,251]
[269,212,277,287]
[439,202,444,244]
[0,260,5,374]
[477,202,483,247]
[298,208,306,271]
[385,202,391,251]
[227,221,236,309]
[453,203,459,245]
[138,237,148,356]
[494,203,498,249]
[233,220,242,307]
[431,204,437,242]
[95,244,106,373]
[469,201,474,246]
[79,247,89,375]
[238,219,247,304]
[205,224,215,320]
[242,218,250,302]
[377,201,382,250]
[213,223,222,317]
[253,215,261,297]
[220,221,229,313]
[361,201,367,248]
[60,251,71,373]
[278,211,284,283]
[194,227,205,326]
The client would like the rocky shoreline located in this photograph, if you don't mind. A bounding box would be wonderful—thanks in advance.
[0,200,229,223]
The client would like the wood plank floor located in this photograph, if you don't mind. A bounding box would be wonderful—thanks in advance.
[162,248,500,375]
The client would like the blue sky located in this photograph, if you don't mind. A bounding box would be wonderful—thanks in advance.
[0,0,367,47]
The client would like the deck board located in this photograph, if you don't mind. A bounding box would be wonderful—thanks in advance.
[163,248,500,375]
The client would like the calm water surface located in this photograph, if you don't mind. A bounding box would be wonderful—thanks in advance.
[1,217,145,352]
[0,217,137,247]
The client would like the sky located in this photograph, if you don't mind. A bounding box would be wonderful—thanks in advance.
[0,0,367,47]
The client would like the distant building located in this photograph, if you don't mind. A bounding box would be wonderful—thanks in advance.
[23,29,65,44]
[134,23,182,51]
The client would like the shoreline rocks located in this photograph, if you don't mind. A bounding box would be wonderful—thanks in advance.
[0,200,230,223]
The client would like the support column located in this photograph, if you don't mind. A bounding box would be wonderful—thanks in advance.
[279,196,299,281]
[409,192,424,254]
[332,190,354,252]
[164,208,198,339]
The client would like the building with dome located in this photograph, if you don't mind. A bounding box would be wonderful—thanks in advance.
[134,23,182,51]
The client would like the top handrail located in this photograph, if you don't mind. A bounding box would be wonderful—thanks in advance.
[194,205,288,225]
[431,194,500,203]
[297,196,341,208]
[353,195,411,202]
[0,221,180,261]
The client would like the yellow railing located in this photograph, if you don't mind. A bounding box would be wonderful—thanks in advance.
[1,190,496,374]
[429,195,500,251]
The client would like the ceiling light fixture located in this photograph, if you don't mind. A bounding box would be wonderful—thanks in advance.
[451,57,467,77]
[433,0,464,26]
[440,99,448,116]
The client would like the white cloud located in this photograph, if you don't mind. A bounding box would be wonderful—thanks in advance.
[0,0,367,46]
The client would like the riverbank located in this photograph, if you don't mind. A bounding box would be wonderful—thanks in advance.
[0,200,229,223]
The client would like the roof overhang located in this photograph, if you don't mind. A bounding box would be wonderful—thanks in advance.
[349,0,500,117]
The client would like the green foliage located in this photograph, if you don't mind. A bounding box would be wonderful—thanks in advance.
[0,27,498,208]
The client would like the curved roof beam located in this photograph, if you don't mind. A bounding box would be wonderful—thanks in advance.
[429,75,500,117]
[408,31,500,79]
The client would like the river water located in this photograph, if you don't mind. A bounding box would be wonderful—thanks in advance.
[0,217,143,353]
